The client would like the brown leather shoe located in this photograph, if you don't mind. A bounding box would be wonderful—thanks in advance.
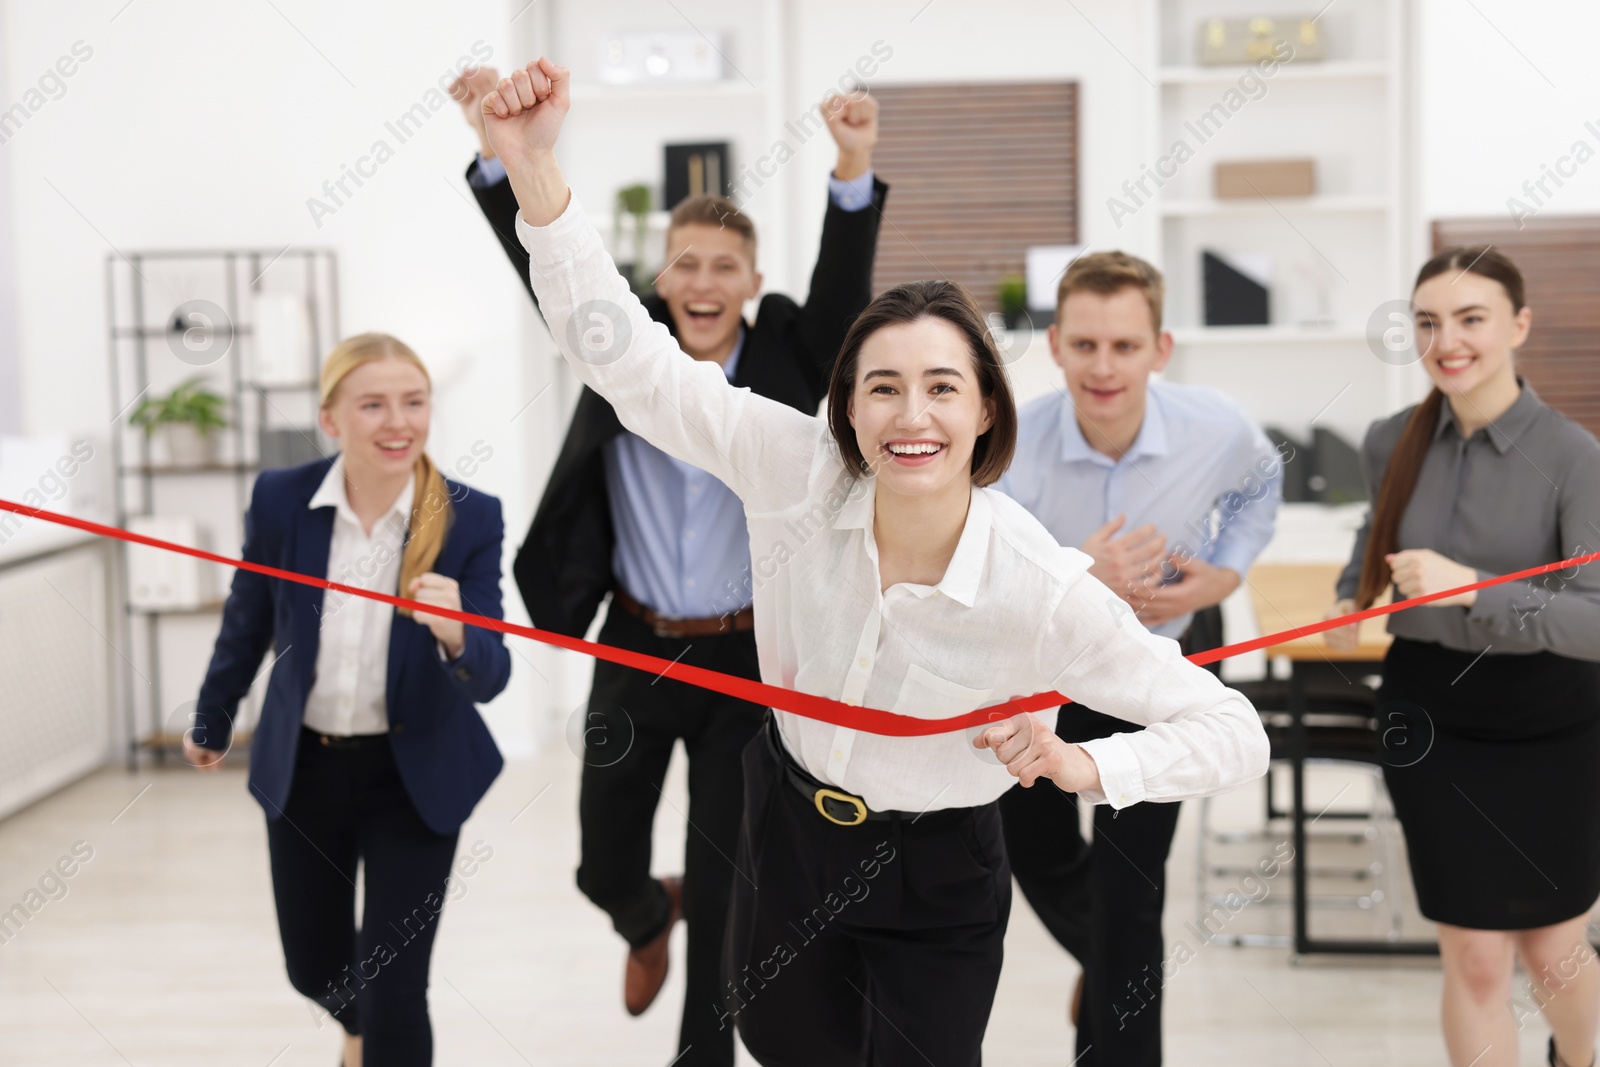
[624,875,683,1016]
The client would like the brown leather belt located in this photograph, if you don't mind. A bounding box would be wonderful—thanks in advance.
[613,584,754,640]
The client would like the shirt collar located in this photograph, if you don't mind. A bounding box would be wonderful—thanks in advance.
[1056,385,1168,465]
[1431,379,1541,455]
[309,454,416,538]
[832,472,875,530]
[929,487,990,606]
[719,327,746,382]
[829,477,989,607]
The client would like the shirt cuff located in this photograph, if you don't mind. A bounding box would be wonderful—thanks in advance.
[1467,571,1517,631]
[514,192,590,271]
[469,154,507,188]
[827,168,875,213]
[1075,732,1147,809]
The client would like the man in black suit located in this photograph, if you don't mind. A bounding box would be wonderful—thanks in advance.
[452,67,886,1067]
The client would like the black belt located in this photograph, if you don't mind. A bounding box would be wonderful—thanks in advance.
[300,725,389,750]
[765,717,893,826]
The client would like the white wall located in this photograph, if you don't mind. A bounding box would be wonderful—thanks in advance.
[1419,0,1600,223]
[781,0,1158,404]
[783,0,1159,273]
[1,0,569,757]
[0,1,21,434]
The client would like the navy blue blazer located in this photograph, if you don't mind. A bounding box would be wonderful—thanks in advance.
[195,457,511,835]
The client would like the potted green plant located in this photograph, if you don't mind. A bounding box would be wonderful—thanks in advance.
[130,375,230,467]
[614,183,653,293]
[997,273,1028,330]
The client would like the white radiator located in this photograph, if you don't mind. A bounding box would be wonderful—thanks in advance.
[0,543,113,820]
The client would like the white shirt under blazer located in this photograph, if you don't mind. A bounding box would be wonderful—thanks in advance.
[301,454,412,736]
[516,196,1269,813]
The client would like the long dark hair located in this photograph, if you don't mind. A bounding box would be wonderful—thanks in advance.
[1353,247,1527,608]
[825,280,1017,487]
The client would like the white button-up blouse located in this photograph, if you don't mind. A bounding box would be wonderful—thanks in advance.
[301,455,412,736]
[517,196,1268,813]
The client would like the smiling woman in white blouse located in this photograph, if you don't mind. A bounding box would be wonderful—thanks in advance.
[482,58,1268,1066]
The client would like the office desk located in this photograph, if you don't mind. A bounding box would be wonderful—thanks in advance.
[1245,565,1436,957]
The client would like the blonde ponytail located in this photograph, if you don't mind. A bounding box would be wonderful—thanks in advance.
[398,451,453,618]
[320,332,454,618]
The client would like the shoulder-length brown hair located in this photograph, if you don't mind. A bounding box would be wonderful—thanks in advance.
[1353,246,1528,608]
[825,280,1017,487]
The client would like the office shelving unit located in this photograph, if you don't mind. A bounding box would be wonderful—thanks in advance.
[105,248,339,767]
[1149,0,1426,447]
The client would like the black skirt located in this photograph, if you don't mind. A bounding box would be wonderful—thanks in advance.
[1378,636,1600,930]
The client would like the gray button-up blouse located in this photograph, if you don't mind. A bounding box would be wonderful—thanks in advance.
[1336,382,1600,661]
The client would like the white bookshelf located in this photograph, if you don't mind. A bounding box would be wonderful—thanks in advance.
[1160,194,1389,217]
[568,82,768,102]
[1158,59,1389,85]
[1148,0,1427,447]
[1169,325,1366,346]
[516,0,797,281]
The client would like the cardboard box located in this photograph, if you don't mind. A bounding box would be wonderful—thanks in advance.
[1214,159,1316,199]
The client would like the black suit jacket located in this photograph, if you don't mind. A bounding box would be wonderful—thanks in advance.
[465,160,888,637]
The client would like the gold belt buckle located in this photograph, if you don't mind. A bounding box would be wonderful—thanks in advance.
[814,787,868,826]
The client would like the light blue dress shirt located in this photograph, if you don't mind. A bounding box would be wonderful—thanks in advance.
[997,380,1284,639]
[470,156,876,618]
[602,338,754,617]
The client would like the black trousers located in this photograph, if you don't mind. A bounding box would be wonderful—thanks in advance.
[999,707,1182,1067]
[577,605,767,1067]
[999,618,1222,1067]
[724,719,1011,1067]
[264,728,460,1067]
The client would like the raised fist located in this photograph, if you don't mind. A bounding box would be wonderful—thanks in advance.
[448,64,501,158]
[481,58,570,171]
[822,92,879,179]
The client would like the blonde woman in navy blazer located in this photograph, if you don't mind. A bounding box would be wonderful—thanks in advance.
[191,333,510,1067]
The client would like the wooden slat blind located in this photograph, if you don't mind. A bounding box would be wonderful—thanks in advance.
[1432,217,1600,437]
[869,83,1078,312]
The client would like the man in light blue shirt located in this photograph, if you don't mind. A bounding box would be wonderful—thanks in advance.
[996,251,1283,1067]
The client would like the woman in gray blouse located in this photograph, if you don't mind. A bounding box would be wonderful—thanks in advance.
[1328,247,1600,1067]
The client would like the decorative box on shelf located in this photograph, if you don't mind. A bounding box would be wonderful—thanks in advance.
[1197,16,1326,65]
[597,29,725,86]
[1215,159,1317,199]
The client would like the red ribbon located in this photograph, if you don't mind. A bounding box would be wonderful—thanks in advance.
[5,496,1596,737]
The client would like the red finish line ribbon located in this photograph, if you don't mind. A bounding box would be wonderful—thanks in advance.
[5,497,1597,737]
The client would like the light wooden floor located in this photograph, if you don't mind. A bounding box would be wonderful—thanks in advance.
[0,742,1575,1066]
